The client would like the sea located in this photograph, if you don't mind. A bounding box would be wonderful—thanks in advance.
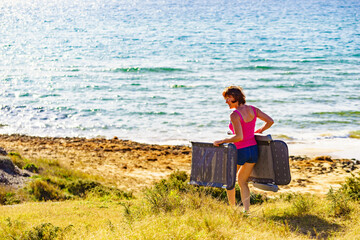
[1,0,359,159]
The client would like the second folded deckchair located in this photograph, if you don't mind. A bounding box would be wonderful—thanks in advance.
[249,134,291,192]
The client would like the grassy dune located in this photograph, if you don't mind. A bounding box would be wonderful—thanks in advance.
[0,154,360,239]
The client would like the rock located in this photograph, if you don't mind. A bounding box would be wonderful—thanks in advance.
[314,156,333,162]
[0,147,7,156]
[0,156,21,174]
[0,156,32,189]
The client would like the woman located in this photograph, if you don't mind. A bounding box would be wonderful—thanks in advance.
[214,86,274,212]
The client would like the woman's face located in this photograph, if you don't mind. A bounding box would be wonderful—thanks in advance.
[225,95,237,109]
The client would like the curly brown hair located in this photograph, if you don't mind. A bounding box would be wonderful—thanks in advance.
[222,86,246,104]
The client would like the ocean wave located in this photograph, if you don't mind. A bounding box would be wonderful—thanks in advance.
[130,111,182,116]
[313,111,360,117]
[233,66,298,71]
[39,94,61,98]
[171,84,193,89]
[109,67,186,73]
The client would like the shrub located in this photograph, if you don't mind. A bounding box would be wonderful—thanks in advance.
[42,176,68,190]
[28,180,63,201]
[154,170,190,193]
[24,163,39,173]
[25,223,73,240]
[202,187,228,202]
[196,184,265,205]
[291,194,313,216]
[66,179,101,197]
[1,217,26,239]
[339,173,360,201]
[26,223,61,240]
[327,187,352,218]
[143,171,191,212]
[250,192,265,205]
[87,185,134,200]
[0,187,21,205]
[8,152,27,169]
[144,171,265,212]
[279,192,297,202]
[144,187,182,213]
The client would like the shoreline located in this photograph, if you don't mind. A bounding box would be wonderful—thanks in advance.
[287,137,360,161]
[0,133,359,195]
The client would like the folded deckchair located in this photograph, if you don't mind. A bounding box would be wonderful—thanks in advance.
[250,135,291,187]
[189,134,291,192]
[189,142,237,190]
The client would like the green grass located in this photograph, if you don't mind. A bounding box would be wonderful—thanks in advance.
[1,155,360,239]
[5,153,133,204]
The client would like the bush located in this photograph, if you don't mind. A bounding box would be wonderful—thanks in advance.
[8,152,27,169]
[279,192,297,202]
[26,223,61,240]
[66,179,101,197]
[86,185,134,201]
[154,170,190,193]
[339,173,360,201]
[327,187,352,218]
[250,192,265,205]
[291,194,313,216]
[24,163,39,173]
[0,188,21,205]
[25,223,73,240]
[28,180,63,201]
[144,187,182,213]
[144,171,265,212]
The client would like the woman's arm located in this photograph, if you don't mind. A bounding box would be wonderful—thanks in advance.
[214,112,243,146]
[255,107,274,133]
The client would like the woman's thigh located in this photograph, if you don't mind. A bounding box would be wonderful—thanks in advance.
[237,162,255,183]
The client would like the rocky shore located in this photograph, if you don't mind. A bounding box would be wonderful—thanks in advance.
[0,134,192,192]
[0,134,359,194]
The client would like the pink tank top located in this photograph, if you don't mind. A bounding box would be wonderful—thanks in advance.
[229,106,257,149]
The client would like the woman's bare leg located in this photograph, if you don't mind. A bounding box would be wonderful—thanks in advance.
[226,165,240,206]
[238,162,255,211]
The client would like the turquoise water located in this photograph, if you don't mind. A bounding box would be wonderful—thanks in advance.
[1,0,360,146]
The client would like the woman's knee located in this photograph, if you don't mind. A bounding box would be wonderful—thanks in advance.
[238,179,248,188]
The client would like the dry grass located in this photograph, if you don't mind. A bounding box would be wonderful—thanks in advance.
[1,191,359,240]
[1,164,360,239]
[1,153,360,239]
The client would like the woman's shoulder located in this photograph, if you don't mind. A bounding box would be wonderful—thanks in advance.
[245,104,257,108]
[244,105,258,117]
[247,105,259,111]
[230,110,241,119]
[242,104,256,111]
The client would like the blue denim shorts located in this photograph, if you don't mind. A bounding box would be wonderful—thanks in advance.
[237,145,258,166]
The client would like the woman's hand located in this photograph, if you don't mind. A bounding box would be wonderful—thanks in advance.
[213,140,223,146]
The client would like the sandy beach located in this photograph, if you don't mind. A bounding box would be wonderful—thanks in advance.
[0,134,359,195]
